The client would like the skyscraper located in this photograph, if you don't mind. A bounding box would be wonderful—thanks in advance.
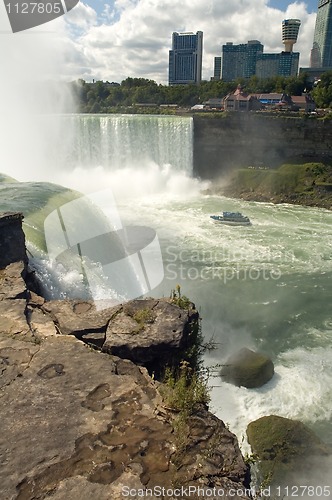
[213,57,221,80]
[256,52,299,79]
[311,0,332,68]
[221,40,263,81]
[168,31,203,85]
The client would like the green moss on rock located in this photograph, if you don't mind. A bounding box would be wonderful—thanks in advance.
[246,415,330,485]
[220,347,274,388]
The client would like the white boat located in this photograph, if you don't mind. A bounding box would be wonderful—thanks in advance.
[210,211,251,226]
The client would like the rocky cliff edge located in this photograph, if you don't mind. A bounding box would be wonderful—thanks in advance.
[0,212,250,500]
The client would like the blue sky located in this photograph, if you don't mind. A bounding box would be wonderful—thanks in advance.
[269,0,316,12]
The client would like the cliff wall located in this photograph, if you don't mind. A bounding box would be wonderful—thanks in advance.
[193,114,332,180]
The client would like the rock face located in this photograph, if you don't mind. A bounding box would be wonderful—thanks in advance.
[0,212,251,499]
[220,347,274,388]
[0,212,28,269]
[246,415,330,486]
[193,114,332,180]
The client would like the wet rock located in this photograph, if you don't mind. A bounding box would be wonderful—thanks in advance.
[220,347,274,388]
[246,415,330,485]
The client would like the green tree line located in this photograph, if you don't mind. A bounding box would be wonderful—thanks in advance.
[69,72,332,113]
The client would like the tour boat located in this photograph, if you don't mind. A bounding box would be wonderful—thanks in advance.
[210,211,251,226]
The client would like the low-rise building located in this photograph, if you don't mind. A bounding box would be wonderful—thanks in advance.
[223,85,261,111]
[290,94,316,112]
[204,98,223,110]
[251,92,293,108]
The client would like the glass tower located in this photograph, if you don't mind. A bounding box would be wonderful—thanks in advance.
[256,52,300,78]
[213,57,222,80]
[168,31,203,85]
[222,40,263,82]
[311,0,332,68]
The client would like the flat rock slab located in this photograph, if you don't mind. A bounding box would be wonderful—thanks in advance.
[0,335,172,500]
[0,262,27,300]
[41,300,121,335]
[0,299,31,338]
[0,334,250,499]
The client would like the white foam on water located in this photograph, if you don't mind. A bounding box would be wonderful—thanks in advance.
[208,345,332,453]
[54,162,207,200]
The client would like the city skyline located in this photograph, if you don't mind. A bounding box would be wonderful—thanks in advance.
[219,18,301,82]
[1,1,320,83]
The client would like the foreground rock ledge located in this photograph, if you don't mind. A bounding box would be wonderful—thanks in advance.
[0,213,250,499]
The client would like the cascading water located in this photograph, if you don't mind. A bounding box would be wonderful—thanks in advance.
[66,114,193,172]
[47,114,200,197]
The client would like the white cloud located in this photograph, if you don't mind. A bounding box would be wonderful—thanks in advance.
[59,0,316,83]
[65,1,98,29]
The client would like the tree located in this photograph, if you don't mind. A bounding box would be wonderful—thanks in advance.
[311,71,332,108]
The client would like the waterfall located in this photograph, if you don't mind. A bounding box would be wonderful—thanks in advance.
[62,114,194,174]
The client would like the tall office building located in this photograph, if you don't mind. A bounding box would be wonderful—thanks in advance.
[222,40,263,81]
[213,57,222,80]
[168,31,203,85]
[282,19,301,52]
[256,52,300,78]
[311,0,332,68]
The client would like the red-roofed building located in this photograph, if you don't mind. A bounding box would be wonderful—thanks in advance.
[223,85,261,112]
[290,94,316,112]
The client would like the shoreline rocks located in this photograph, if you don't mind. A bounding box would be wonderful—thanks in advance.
[0,212,251,499]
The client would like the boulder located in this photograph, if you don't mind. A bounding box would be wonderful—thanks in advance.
[246,415,330,485]
[102,299,199,377]
[220,347,274,388]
